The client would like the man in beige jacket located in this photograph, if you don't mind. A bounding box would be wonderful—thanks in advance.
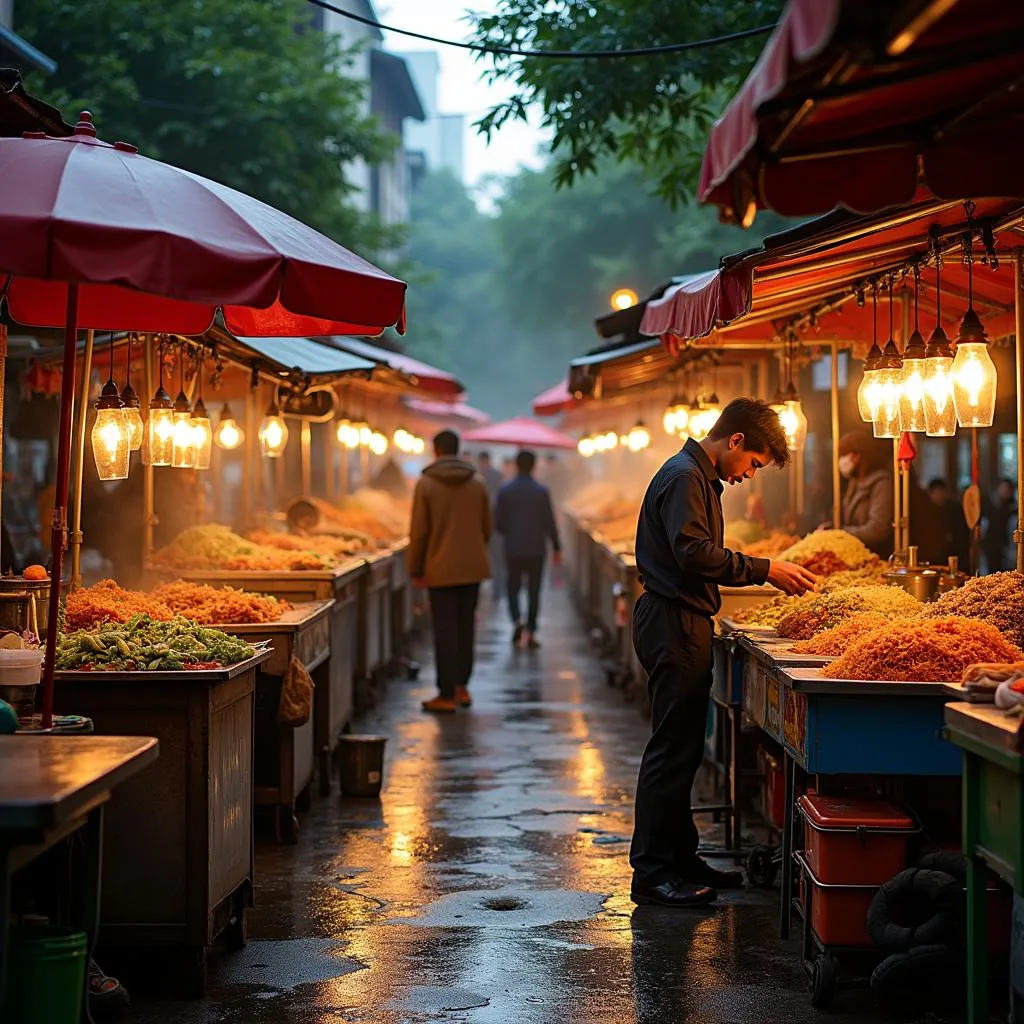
[408,430,492,712]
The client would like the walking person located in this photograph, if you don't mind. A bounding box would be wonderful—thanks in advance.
[408,431,492,713]
[630,399,817,908]
[495,450,561,649]
[477,451,506,604]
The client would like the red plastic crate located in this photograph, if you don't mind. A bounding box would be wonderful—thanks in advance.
[800,872,876,948]
[799,794,914,886]
[760,748,786,831]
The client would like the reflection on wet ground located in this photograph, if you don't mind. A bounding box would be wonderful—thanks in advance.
[124,583,957,1023]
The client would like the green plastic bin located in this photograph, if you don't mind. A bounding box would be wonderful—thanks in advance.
[5,925,87,1024]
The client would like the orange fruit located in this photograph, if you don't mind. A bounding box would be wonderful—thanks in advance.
[23,565,49,581]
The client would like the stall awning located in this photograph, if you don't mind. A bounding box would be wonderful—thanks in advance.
[531,380,575,417]
[227,336,375,378]
[463,417,576,450]
[569,338,676,398]
[325,337,463,397]
[643,194,1024,356]
[404,398,490,425]
[699,0,1024,225]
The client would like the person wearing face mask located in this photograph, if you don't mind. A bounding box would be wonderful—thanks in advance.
[834,431,895,559]
[630,398,817,909]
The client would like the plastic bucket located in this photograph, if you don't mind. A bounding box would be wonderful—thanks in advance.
[5,925,87,1024]
[0,648,44,684]
[338,735,387,798]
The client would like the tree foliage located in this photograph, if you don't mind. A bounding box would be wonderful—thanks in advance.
[16,0,401,256]
[470,0,785,206]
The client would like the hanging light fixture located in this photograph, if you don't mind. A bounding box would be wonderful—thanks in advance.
[951,215,997,428]
[119,332,144,452]
[663,394,687,435]
[91,332,130,481]
[145,338,175,467]
[686,395,709,441]
[258,391,289,458]
[922,249,957,437]
[392,427,413,453]
[872,281,903,439]
[898,269,928,433]
[578,434,596,458]
[189,350,212,470]
[776,336,807,451]
[336,415,360,450]
[856,286,885,422]
[214,402,245,450]
[626,420,651,453]
[369,431,389,456]
[171,346,196,469]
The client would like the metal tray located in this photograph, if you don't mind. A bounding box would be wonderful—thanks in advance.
[782,665,949,696]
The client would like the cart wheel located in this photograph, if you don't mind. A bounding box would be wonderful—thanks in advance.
[746,844,778,888]
[810,955,836,1008]
[225,907,248,950]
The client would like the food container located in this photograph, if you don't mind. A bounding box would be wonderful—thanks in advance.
[0,576,50,637]
[884,547,966,602]
[798,853,876,947]
[0,648,43,717]
[798,794,915,885]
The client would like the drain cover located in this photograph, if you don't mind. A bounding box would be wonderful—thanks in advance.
[482,895,527,911]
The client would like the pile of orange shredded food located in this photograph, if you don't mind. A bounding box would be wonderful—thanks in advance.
[789,612,890,657]
[246,529,365,560]
[151,581,288,625]
[65,580,173,631]
[822,616,1024,682]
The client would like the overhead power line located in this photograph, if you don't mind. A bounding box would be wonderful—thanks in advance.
[305,0,777,60]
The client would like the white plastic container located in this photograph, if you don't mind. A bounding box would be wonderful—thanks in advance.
[0,648,44,685]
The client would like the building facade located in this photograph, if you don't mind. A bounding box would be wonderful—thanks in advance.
[401,51,466,187]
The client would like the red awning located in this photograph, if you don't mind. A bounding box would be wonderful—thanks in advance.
[639,269,751,343]
[405,399,490,425]
[531,380,575,416]
[646,194,1024,357]
[463,417,576,450]
[699,0,1024,225]
[324,337,463,398]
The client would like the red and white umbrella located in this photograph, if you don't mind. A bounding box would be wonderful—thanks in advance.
[463,417,576,450]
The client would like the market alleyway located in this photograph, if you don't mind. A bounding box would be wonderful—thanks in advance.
[129,582,929,1024]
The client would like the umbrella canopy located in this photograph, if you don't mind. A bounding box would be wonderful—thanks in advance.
[463,417,576,450]
[699,0,1024,225]
[642,194,1024,354]
[531,380,575,417]
[0,113,407,336]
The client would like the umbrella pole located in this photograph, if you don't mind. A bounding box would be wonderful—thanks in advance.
[1014,251,1024,572]
[243,386,255,528]
[830,342,841,528]
[893,440,902,555]
[143,335,156,563]
[40,284,81,729]
[69,329,94,589]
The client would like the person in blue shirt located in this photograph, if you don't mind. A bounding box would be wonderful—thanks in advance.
[495,450,561,648]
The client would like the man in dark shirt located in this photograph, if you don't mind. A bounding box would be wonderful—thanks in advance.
[631,398,817,909]
[495,450,561,649]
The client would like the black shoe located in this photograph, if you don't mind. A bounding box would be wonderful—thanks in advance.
[526,633,540,649]
[512,621,524,646]
[630,877,717,908]
[677,856,744,889]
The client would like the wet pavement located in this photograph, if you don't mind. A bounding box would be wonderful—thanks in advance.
[124,582,970,1023]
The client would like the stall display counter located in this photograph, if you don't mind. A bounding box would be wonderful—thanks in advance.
[145,561,368,794]
[218,601,333,841]
[389,540,417,669]
[945,701,1024,1024]
[357,551,395,709]
[737,635,961,946]
[52,651,271,996]
[0,735,158,1016]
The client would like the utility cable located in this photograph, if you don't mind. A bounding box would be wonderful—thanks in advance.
[305,0,777,59]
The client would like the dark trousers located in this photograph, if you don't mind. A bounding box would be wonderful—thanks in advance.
[506,555,545,632]
[428,584,480,698]
[629,592,714,884]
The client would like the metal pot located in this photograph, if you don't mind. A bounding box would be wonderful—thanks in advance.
[0,682,37,718]
[0,576,50,638]
[884,547,967,603]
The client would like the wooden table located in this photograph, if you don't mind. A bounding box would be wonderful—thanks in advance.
[53,652,270,996]
[945,701,1024,1024]
[220,601,333,842]
[0,735,158,1018]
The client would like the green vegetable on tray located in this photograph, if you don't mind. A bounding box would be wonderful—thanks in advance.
[56,615,255,672]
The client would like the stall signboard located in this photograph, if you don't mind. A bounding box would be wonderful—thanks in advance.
[765,675,782,741]
[783,687,808,763]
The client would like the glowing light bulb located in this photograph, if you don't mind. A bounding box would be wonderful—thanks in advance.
[951,308,997,428]
[145,387,175,467]
[214,404,244,450]
[119,383,144,452]
[91,387,130,482]
[369,431,388,456]
[258,401,289,458]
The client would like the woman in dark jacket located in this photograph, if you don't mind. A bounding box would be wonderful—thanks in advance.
[837,431,895,559]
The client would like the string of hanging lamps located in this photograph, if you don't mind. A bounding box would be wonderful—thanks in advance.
[922,240,957,437]
[857,284,884,423]
[91,330,130,481]
[898,267,928,433]
[190,348,213,471]
[873,277,904,439]
[119,332,144,453]
[258,386,289,458]
[145,337,175,468]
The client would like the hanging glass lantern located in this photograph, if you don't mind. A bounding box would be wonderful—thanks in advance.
[898,331,928,433]
[258,398,289,457]
[91,379,130,481]
[190,396,213,470]
[951,308,997,428]
[172,389,196,469]
[857,289,884,422]
[336,417,359,450]
[411,436,425,455]
[776,384,807,451]
[578,435,596,458]
[872,339,903,439]
[922,256,957,437]
[369,431,389,456]
[686,398,709,441]
[700,391,721,437]
[351,419,371,448]
[145,385,175,467]
[214,402,245,450]
[119,381,144,452]
[663,395,687,435]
